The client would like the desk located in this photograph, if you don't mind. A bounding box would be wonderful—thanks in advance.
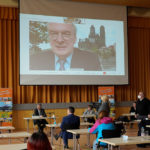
[0,143,27,150]
[80,122,93,126]
[46,122,93,146]
[0,143,55,150]
[67,129,90,150]
[24,117,55,132]
[0,131,31,138]
[0,126,15,133]
[129,120,141,123]
[99,136,150,150]
[122,113,135,117]
[0,132,31,143]
[80,114,96,118]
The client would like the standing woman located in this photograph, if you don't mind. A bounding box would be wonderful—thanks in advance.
[97,95,110,115]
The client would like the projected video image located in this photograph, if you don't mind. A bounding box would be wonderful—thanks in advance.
[29,17,123,72]
[20,0,128,85]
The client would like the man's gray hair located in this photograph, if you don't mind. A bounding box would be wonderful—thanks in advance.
[47,22,77,36]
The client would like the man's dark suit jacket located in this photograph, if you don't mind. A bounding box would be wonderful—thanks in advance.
[60,114,80,138]
[30,48,101,71]
[33,108,48,125]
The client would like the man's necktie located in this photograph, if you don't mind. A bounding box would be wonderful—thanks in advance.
[58,59,66,70]
[38,110,41,115]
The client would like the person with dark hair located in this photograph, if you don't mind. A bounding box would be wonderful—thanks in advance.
[68,106,75,113]
[129,101,136,128]
[33,104,48,132]
[130,102,136,122]
[88,111,115,150]
[27,132,52,150]
[83,105,95,123]
[130,101,136,115]
[60,106,80,149]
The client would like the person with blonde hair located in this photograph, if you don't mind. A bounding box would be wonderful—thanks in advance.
[97,95,110,115]
[88,110,115,150]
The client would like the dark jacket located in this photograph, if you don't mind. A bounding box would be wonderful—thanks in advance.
[33,108,48,125]
[130,106,136,113]
[60,114,80,138]
[136,98,150,116]
[30,48,101,71]
[130,106,136,120]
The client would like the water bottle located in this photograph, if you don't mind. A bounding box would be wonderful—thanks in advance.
[53,114,56,125]
[54,120,56,125]
[141,127,145,136]
[99,98,102,103]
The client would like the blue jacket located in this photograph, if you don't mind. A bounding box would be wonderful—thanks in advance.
[60,114,80,138]
[88,117,115,146]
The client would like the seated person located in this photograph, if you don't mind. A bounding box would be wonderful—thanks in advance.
[97,95,110,118]
[33,103,48,132]
[88,111,115,150]
[60,106,80,149]
[27,131,52,150]
[83,105,95,123]
[130,101,136,117]
[129,101,136,128]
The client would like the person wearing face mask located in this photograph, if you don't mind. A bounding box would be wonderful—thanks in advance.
[135,92,150,120]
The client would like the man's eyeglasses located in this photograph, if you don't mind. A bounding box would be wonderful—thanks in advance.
[49,31,72,40]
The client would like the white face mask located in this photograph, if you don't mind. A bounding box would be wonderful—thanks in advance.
[138,95,141,99]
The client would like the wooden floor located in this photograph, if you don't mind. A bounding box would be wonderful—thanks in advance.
[0,123,149,150]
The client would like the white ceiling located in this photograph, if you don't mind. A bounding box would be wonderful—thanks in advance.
[0,0,150,8]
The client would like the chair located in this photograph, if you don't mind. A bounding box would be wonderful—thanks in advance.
[97,129,121,150]
[114,121,126,135]
[102,129,121,138]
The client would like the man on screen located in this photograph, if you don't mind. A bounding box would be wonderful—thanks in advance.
[30,22,101,71]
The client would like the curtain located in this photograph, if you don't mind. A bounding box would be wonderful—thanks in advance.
[115,17,150,101]
[0,7,150,104]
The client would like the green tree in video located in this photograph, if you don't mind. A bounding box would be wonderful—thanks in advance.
[29,21,49,55]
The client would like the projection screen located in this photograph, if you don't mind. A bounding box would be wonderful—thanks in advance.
[20,0,128,85]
